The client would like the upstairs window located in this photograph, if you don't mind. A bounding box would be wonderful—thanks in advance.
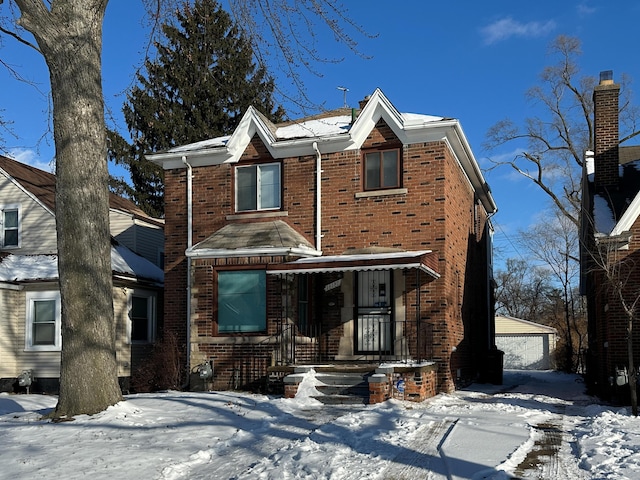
[236,163,281,212]
[1,205,19,248]
[364,149,400,190]
[25,291,61,351]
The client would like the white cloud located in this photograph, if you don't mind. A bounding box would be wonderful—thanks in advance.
[480,17,556,45]
[8,148,55,173]
[577,4,596,16]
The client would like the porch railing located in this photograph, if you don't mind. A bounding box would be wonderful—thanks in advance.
[272,319,433,365]
[375,319,434,363]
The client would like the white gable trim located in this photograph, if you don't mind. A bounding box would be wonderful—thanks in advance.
[146,89,496,212]
[611,190,640,236]
[0,167,55,217]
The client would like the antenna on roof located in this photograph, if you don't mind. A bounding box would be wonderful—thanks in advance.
[337,86,349,108]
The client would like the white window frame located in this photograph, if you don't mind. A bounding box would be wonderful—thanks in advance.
[235,162,281,212]
[128,290,156,344]
[1,203,21,249]
[25,291,62,352]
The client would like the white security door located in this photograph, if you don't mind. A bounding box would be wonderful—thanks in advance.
[356,270,392,354]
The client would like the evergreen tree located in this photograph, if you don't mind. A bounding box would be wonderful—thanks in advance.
[110,0,285,217]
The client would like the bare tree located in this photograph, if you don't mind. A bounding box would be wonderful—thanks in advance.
[519,210,587,372]
[484,35,639,227]
[494,258,553,321]
[7,0,121,419]
[0,0,369,418]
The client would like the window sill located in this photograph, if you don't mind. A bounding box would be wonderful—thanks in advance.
[226,211,288,220]
[25,346,61,352]
[355,188,408,199]
[198,335,276,344]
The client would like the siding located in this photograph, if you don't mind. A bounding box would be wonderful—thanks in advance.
[495,316,557,335]
[0,283,145,380]
[110,210,164,267]
[0,176,57,255]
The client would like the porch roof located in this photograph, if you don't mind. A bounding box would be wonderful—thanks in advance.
[186,220,320,258]
[266,250,440,277]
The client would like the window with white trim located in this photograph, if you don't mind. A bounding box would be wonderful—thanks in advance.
[235,163,281,212]
[129,292,156,344]
[1,204,20,248]
[25,291,61,351]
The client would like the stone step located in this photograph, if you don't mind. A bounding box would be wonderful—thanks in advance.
[315,372,371,386]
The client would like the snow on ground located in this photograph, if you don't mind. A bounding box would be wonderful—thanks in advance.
[1,370,639,479]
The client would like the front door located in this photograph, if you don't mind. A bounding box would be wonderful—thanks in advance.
[355,270,392,354]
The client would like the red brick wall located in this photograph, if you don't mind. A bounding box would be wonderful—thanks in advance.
[589,215,640,398]
[162,119,491,393]
[593,82,620,191]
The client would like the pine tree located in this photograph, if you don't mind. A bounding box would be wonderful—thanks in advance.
[110,0,285,217]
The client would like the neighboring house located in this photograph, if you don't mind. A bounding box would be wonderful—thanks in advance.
[148,89,497,397]
[495,315,557,370]
[581,71,640,399]
[0,155,164,393]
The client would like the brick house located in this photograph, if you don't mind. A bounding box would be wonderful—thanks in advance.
[581,72,640,400]
[148,89,497,398]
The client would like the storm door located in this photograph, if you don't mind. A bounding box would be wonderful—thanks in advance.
[355,270,392,354]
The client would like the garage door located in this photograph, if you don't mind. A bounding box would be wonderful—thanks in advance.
[496,334,551,370]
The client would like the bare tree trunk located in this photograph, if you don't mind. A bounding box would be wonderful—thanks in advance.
[16,0,122,417]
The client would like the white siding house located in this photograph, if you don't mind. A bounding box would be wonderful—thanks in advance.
[0,155,164,393]
[495,315,557,370]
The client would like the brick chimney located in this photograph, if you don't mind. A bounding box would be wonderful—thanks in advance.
[593,70,620,191]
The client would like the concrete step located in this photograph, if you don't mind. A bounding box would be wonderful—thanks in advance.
[312,371,372,405]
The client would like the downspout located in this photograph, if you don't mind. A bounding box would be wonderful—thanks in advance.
[312,142,322,252]
[181,155,193,385]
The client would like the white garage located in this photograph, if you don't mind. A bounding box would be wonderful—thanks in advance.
[495,316,557,370]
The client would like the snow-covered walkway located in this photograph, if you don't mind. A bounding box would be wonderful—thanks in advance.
[1,370,639,479]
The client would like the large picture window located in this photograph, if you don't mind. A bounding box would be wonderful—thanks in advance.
[236,163,281,212]
[25,291,61,351]
[364,149,400,190]
[217,270,266,333]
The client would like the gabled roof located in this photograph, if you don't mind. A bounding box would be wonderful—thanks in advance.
[0,155,162,226]
[495,315,557,335]
[147,89,496,214]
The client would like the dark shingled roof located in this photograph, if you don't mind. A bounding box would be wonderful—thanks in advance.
[0,155,161,225]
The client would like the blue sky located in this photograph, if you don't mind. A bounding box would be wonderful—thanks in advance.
[1,1,640,268]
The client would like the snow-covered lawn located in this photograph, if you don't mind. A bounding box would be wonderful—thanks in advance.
[1,370,638,479]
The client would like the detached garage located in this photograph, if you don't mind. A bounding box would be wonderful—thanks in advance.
[495,316,557,370]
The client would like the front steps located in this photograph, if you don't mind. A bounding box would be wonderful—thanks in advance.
[282,363,438,404]
[283,366,375,405]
